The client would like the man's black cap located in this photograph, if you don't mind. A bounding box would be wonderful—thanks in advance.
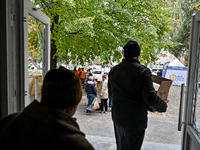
[123,40,141,57]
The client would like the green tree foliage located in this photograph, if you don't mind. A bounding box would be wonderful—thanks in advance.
[191,0,200,10]
[28,15,44,64]
[31,0,177,68]
[170,0,197,65]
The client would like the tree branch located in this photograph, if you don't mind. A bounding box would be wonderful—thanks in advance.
[69,30,83,35]
[72,10,80,19]
[122,0,130,8]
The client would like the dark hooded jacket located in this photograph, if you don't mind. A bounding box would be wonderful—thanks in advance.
[108,59,167,131]
[85,81,97,96]
[0,100,94,150]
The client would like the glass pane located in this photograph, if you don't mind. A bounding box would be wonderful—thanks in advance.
[196,88,200,136]
[191,24,200,137]
[193,69,200,137]
[28,14,44,102]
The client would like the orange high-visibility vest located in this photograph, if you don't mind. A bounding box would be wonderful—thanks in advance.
[76,70,81,76]
[80,71,86,79]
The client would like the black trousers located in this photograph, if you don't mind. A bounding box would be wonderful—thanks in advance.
[114,123,145,150]
[80,78,85,88]
[100,99,108,112]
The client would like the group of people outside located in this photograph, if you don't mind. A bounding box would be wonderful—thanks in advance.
[85,73,111,114]
[74,65,112,114]
[0,40,169,150]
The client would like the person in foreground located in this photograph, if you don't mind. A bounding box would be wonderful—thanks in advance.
[0,66,94,150]
[108,40,169,150]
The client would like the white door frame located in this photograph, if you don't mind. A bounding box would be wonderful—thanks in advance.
[24,0,50,106]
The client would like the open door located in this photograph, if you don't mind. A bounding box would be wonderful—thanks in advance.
[24,0,50,106]
[0,0,50,118]
[181,11,200,150]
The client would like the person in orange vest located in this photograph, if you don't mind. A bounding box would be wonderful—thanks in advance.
[80,68,86,88]
[76,68,81,77]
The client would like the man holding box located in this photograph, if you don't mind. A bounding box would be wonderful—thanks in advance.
[108,40,169,150]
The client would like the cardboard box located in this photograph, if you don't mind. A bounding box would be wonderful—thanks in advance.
[96,81,102,90]
[152,74,172,100]
[30,75,42,95]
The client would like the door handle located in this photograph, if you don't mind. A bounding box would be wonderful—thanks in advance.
[178,84,185,131]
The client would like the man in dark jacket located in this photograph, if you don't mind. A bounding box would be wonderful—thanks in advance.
[0,66,94,150]
[85,76,97,113]
[108,41,169,150]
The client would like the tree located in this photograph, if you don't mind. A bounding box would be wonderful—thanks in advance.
[28,15,44,64]
[170,0,197,65]
[31,0,177,68]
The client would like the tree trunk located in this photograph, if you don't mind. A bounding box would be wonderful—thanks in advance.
[50,14,59,69]
[50,39,57,69]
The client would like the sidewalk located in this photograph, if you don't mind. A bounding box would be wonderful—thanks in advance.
[74,86,182,150]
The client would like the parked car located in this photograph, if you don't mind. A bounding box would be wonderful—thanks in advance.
[151,65,163,75]
[103,68,110,75]
[92,65,102,72]
[91,65,103,81]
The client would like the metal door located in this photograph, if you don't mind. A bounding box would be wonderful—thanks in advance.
[181,11,200,150]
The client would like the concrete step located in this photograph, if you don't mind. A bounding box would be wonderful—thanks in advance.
[86,135,181,150]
